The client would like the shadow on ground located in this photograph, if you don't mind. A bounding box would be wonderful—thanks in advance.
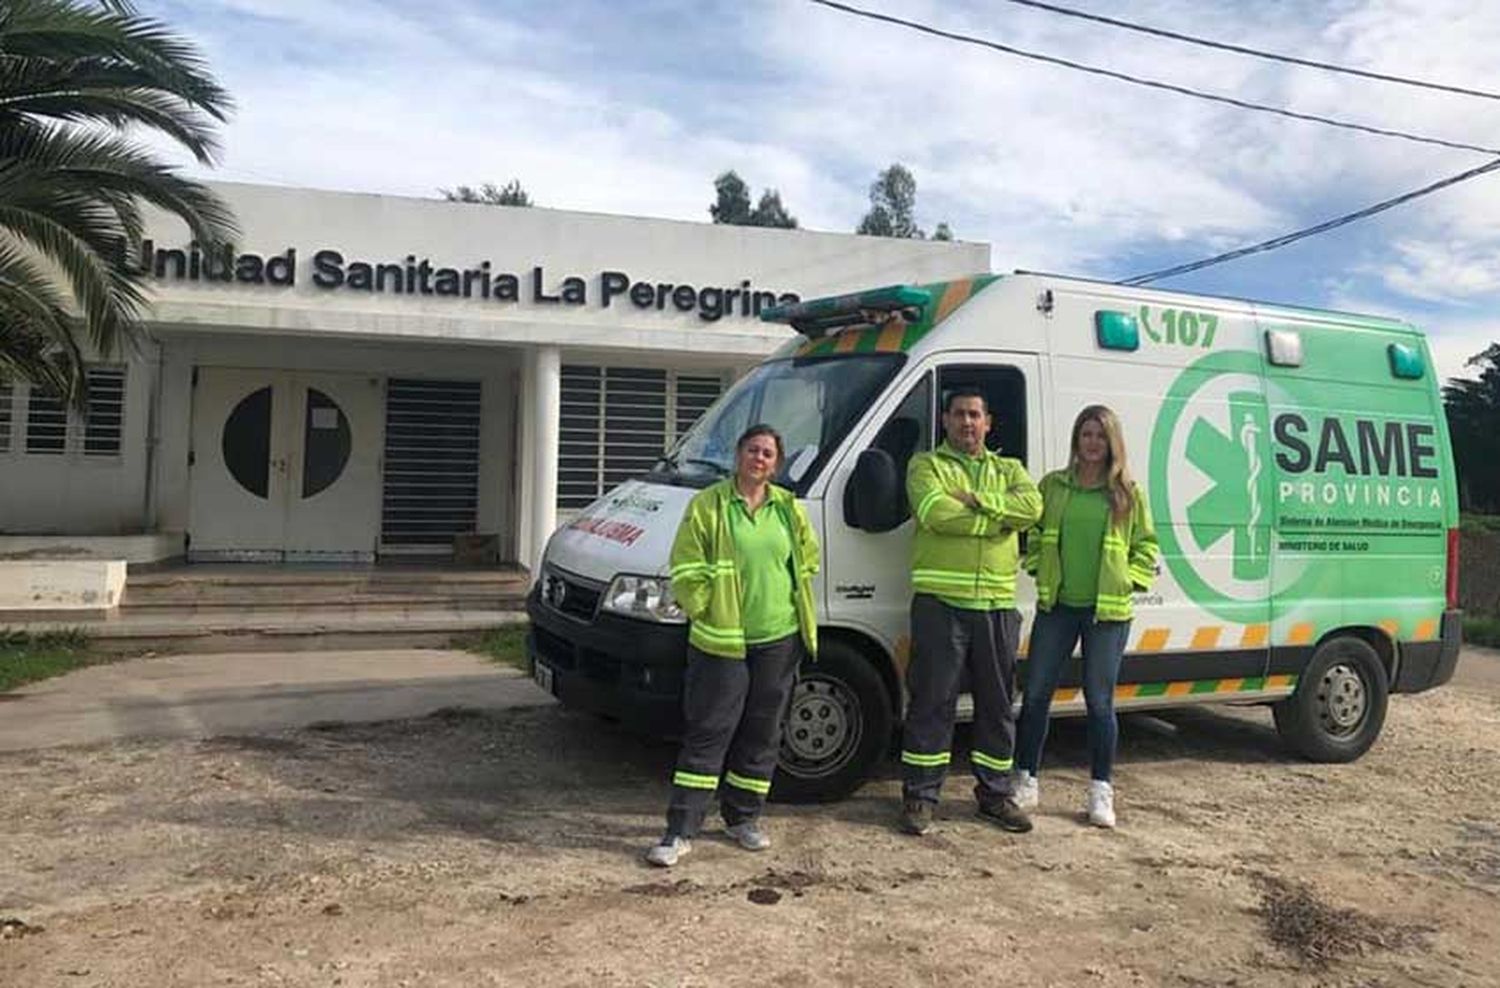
[144,698,1293,856]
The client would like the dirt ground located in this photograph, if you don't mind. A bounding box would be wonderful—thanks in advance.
[3,657,1499,988]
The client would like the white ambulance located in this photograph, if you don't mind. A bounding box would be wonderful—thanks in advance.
[527,273,1463,801]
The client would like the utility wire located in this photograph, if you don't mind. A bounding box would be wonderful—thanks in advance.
[996,0,1500,102]
[805,0,1500,155]
[1120,156,1500,284]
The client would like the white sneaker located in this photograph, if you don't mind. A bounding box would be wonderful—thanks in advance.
[724,821,771,852]
[644,835,692,867]
[1012,770,1040,810]
[1087,780,1116,829]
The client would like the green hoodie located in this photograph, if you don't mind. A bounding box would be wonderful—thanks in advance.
[907,442,1043,608]
[668,479,820,659]
[1024,469,1159,621]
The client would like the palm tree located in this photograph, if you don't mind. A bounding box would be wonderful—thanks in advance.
[0,0,236,403]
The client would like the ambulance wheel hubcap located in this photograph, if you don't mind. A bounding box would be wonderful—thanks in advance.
[782,677,859,776]
[1318,663,1367,733]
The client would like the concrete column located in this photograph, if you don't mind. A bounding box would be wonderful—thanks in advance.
[526,345,561,580]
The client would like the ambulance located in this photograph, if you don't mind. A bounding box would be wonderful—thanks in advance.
[526,272,1463,801]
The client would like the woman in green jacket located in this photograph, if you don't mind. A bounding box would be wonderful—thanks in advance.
[645,424,820,868]
[1014,405,1158,828]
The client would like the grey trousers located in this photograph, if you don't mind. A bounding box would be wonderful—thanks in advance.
[665,634,803,838]
[901,594,1020,807]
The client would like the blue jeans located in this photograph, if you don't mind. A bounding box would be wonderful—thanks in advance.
[1015,605,1131,782]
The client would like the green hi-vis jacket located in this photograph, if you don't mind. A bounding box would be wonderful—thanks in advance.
[907,442,1043,608]
[1024,469,1160,621]
[668,479,820,660]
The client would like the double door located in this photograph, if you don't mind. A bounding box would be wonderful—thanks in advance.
[188,368,382,560]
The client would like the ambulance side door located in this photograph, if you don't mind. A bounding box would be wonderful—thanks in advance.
[820,352,1045,668]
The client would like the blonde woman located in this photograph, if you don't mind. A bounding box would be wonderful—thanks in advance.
[1014,406,1157,827]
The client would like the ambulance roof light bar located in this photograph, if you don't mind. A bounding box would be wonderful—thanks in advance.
[759,284,932,339]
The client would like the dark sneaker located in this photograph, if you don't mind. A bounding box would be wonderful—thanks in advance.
[899,800,935,836]
[978,798,1034,833]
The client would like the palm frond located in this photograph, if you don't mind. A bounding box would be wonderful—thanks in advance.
[0,0,233,162]
[0,0,237,398]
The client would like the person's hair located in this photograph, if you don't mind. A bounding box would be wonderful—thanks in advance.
[736,423,785,468]
[1070,404,1134,523]
[944,389,989,414]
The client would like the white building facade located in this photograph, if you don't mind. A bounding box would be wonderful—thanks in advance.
[0,183,989,574]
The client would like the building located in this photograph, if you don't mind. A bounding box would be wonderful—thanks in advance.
[0,182,988,606]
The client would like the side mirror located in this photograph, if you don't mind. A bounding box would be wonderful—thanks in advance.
[844,448,908,533]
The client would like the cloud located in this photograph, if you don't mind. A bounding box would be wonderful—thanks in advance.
[1371,240,1500,302]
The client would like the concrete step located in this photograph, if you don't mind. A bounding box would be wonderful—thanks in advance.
[122,570,528,606]
[120,592,528,614]
[11,609,527,655]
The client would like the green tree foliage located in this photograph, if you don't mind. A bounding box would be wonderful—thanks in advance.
[710,171,797,228]
[1444,343,1500,512]
[856,163,952,241]
[710,170,752,224]
[749,189,797,229]
[0,0,237,403]
[441,179,533,207]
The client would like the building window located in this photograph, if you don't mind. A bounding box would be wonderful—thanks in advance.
[558,365,725,510]
[0,381,12,454]
[381,378,482,547]
[82,366,126,457]
[20,365,127,457]
[25,388,68,454]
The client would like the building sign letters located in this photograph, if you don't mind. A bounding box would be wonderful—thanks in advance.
[128,241,800,322]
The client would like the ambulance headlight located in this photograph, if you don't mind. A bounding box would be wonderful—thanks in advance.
[602,574,685,623]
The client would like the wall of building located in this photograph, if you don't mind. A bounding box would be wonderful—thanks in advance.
[137,183,991,356]
[152,331,524,559]
[0,343,158,536]
[5,182,991,548]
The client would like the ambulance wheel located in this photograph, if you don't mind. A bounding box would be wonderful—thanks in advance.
[771,640,892,804]
[1272,636,1388,763]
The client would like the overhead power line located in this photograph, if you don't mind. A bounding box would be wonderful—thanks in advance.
[1120,155,1500,284]
[805,0,1500,156]
[996,0,1500,102]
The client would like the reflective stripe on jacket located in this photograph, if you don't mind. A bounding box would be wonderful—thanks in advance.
[1024,469,1159,621]
[668,479,820,659]
[907,442,1042,608]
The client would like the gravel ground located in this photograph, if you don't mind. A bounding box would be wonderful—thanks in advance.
[2,653,1498,988]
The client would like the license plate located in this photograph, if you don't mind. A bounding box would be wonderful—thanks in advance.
[533,661,555,695]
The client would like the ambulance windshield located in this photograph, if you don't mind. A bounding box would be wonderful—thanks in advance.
[653,353,904,493]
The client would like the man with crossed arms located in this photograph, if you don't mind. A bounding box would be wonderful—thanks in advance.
[899,389,1043,836]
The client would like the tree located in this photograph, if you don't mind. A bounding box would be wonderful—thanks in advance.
[1444,343,1500,513]
[441,179,533,207]
[0,0,237,403]
[858,163,920,238]
[749,189,797,229]
[709,171,798,228]
[709,170,753,225]
[855,163,952,241]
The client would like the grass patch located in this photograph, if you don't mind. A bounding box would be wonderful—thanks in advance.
[0,628,96,693]
[1465,614,1500,649]
[458,624,529,672]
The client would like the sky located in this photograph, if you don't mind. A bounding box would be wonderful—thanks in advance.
[144,0,1500,384]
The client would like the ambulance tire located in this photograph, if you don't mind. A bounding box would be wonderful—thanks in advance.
[1272,636,1388,763]
[771,640,893,804]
